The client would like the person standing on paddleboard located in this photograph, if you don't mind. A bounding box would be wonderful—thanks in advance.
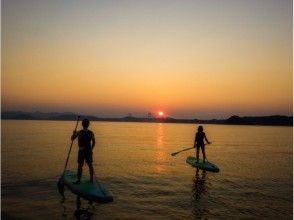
[194,125,211,163]
[71,119,96,184]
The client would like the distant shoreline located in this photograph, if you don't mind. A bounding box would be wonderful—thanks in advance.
[1,111,292,126]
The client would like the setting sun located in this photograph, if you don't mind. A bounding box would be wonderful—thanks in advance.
[158,111,164,117]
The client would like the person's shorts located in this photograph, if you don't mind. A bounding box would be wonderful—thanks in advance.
[196,144,205,150]
[78,148,93,165]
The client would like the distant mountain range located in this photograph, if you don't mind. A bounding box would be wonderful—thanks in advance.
[1,111,293,126]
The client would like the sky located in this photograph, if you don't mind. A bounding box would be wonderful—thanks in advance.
[2,0,293,119]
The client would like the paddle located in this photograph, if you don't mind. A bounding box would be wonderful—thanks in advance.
[171,143,212,156]
[57,116,80,195]
[171,146,195,156]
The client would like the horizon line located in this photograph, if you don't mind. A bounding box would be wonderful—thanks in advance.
[1,110,293,121]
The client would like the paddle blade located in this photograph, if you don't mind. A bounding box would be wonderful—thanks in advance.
[171,152,178,156]
[57,176,65,195]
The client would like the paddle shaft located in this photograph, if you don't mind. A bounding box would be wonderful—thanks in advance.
[62,116,80,174]
[171,143,212,156]
[171,146,194,156]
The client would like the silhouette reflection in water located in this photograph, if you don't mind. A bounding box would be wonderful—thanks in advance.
[60,195,94,219]
[192,168,208,219]
[74,196,94,220]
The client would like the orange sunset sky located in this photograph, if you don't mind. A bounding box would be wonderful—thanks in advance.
[2,0,293,119]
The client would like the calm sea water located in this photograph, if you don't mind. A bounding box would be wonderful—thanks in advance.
[1,120,293,219]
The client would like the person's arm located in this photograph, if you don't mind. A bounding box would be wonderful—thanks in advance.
[91,132,96,149]
[71,130,78,141]
[204,134,211,144]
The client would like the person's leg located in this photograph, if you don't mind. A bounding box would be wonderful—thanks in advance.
[86,150,94,182]
[196,146,200,163]
[201,145,206,163]
[88,163,94,182]
[73,163,83,184]
[76,149,84,183]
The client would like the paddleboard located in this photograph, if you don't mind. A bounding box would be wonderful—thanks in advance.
[186,156,220,172]
[63,170,113,202]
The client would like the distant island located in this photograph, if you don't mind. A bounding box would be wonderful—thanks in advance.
[1,111,292,126]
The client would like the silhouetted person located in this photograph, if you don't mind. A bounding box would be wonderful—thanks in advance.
[71,119,95,184]
[194,125,211,163]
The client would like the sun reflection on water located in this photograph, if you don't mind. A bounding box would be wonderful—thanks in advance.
[154,123,167,174]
